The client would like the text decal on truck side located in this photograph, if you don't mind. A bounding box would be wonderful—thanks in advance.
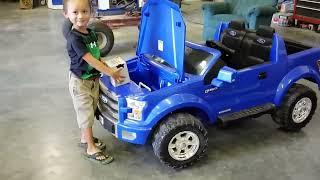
[205,87,218,93]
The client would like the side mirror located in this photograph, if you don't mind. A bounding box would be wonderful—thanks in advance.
[211,66,237,87]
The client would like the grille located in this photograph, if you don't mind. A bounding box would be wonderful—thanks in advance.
[98,82,119,122]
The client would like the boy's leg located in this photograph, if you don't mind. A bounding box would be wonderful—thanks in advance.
[83,127,113,164]
[81,79,103,144]
[82,127,107,160]
[69,74,113,163]
[69,75,100,154]
[82,127,95,151]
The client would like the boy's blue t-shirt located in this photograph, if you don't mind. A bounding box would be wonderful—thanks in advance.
[66,28,100,79]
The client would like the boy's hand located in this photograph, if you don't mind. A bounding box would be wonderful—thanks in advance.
[110,67,125,84]
[101,61,107,66]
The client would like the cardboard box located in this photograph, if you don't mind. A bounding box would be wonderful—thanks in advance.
[104,57,131,87]
[280,1,294,13]
[271,12,293,27]
[20,0,33,9]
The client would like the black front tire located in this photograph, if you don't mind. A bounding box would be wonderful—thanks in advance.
[152,113,208,168]
[272,84,317,131]
[88,22,114,57]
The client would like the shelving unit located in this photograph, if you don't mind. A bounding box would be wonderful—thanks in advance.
[293,0,320,24]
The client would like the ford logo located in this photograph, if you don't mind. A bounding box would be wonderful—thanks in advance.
[101,95,108,104]
[229,30,237,36]
[257,38,266,44]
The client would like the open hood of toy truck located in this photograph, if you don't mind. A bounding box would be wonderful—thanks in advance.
[136,0,186,80]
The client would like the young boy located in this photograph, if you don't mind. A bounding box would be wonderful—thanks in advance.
[63,0,124,164]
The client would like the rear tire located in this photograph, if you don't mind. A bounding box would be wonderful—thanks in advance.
[272,84,317,131]
[152,113,208,168]
[88,22,114,57]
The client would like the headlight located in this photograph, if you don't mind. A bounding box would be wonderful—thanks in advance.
[126,98,146,121]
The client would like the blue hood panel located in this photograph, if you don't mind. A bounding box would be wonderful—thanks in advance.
[137,0,186,79]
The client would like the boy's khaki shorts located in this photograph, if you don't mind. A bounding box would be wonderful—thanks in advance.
[69,72,99,129]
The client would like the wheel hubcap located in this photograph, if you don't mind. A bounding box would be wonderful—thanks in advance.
[168,131,200,161]
[96,32,108,49]
[292,97,312,123]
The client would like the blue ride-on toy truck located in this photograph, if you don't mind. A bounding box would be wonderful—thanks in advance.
[96,0,320,168]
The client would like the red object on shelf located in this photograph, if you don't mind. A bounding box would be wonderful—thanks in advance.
[293,0,320,24]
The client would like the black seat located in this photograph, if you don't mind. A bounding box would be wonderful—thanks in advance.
[250,26,274,62]
[221,20,246,53]
[238,26,274,68]
[206,22,274,70]
[206,20,247,69]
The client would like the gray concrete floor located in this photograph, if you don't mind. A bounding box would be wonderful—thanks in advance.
[1,1,320,180]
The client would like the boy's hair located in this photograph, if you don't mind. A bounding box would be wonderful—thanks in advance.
[63,0,92,13]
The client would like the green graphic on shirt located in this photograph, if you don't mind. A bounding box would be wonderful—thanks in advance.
[81,30,101,80]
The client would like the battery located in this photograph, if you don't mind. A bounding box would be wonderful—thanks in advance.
[104,56,131,87]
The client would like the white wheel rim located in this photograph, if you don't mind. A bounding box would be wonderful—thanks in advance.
[292,97,312,123]
[168,131,200,161]
[96,32,108,50]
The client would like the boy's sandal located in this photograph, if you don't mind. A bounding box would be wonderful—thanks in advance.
[83,151,114,165]
[79,137,106,150]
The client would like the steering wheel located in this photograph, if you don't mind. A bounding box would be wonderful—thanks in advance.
[206,41,235,55]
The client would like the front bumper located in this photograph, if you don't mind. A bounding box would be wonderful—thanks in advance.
[96,108,151,145]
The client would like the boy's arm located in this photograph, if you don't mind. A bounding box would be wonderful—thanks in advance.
[83,52,113,75]
[82,53,124,82]
[69,35,124,82]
